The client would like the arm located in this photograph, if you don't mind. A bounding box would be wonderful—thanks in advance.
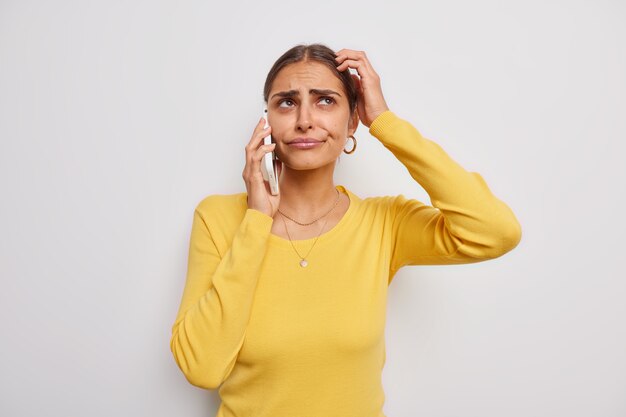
[334,50,520,276]
[170,198,273,389]
[369,111,522,275]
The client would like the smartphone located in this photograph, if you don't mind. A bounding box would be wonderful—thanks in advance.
[260,106,280,195]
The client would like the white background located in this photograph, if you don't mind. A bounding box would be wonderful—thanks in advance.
[1,0,625,416]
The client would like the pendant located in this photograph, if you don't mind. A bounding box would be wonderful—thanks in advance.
[299,259,308,267]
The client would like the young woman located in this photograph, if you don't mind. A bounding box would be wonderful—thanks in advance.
[170,43,521,417]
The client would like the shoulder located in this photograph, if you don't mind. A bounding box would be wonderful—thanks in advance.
[192,192,248,248]
[343,187,421,212]
[360,194,429,220]
[358,192,404,208]
[194,192,247,220]
[343,187,402,210]
[354,193,401,219]
[360,195,395,208]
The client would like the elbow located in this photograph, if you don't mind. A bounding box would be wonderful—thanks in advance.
[498,219,522,255]
[183,369,222,390]
[180,362,222,390]
[483,216,522,259]
[508,218,522,249]
[453,216,522,261]
[170,332,223,390]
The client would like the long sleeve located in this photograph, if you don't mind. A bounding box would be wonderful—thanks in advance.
[170,197,273,389]
[368,111,522,276]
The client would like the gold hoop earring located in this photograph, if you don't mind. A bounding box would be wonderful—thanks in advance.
[343,135,357,154]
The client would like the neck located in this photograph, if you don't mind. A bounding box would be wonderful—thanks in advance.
[277,163,339,220]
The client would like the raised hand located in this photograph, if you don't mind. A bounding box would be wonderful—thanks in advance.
[335,49,390,128]
[242,117,282,218]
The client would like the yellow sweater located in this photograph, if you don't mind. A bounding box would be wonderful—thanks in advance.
[170,111,522,416]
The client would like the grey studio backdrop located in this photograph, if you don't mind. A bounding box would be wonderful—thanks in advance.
[1,1,624,416]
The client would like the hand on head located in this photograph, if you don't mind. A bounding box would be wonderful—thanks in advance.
[334,49,390,128]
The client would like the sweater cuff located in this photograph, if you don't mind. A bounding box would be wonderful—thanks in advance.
[368,110,400,138]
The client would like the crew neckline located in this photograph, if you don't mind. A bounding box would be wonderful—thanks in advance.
[267,185,355,248]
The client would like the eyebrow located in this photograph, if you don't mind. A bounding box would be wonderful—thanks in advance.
[270,89,342,100]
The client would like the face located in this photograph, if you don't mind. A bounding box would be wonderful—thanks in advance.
[266,61,358,170]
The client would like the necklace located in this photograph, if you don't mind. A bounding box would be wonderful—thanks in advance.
[278,188,341,267]
[278,188,341,226]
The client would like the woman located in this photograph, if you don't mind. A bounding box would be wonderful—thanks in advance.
[170,43,521,416]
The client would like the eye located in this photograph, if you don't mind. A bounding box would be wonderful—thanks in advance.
[278,99,295,108]
[319,96,335,106]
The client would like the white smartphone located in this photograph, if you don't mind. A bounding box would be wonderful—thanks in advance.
[260,106,280,195]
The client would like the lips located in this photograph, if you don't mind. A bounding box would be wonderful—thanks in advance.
[288,137,322,143]
[287,138,324,149]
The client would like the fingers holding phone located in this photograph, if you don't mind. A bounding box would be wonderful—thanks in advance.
[260,108,280,196]
[242,114,282,218]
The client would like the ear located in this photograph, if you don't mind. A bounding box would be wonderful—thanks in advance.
[347,109,359,136]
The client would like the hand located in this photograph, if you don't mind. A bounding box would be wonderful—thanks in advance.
[242,117,283,218]
[335,49,390,128]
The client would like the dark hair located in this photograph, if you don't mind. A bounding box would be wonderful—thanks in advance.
[263,43,358,115]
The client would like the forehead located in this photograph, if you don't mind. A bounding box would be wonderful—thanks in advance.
[271,61,343,91]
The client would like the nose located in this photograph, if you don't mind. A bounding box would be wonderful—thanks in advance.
[296,102,313,132]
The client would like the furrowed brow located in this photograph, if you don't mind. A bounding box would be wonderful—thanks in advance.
[270,89,342,100]
[310,89,341,97]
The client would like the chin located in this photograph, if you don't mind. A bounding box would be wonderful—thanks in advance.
[276,143,341,167]
[279,156,338,171]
